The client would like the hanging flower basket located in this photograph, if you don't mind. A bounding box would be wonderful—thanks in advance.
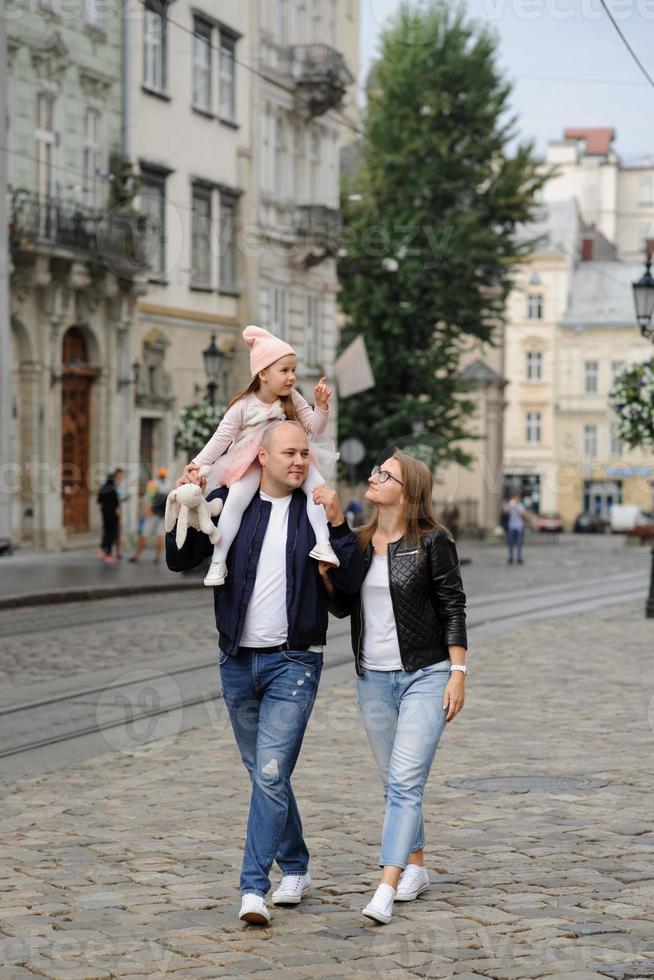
[175,403,225,456]
[609,360,654,450]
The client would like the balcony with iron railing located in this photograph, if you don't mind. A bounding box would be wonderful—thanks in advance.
[288,44,354,116]
[295,203,341,242]
[9,189,151,280]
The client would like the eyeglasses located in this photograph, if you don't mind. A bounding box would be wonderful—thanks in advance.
[370,465,404,487]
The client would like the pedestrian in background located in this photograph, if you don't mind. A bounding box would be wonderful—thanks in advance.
[503,494,530,565]
[440,496,460,540]
[322,451,468,926]
[113,468,126,559]
[97,471,121,564]
[129,468,169,564]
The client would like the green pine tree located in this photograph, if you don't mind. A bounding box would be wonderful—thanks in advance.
[338,1,547,471]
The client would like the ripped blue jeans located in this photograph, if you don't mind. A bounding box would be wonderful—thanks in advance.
[219,647,323,897]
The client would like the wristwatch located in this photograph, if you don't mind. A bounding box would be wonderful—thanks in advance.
[450,664,468,677]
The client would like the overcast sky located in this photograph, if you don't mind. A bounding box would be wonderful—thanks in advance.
[359,0,654,163]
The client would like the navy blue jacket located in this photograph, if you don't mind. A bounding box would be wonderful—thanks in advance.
[166,486,364,656]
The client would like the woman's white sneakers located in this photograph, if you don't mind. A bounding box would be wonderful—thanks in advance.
[239,893,270,925]
[271,872,312,905]
[395,864,430,901]
[308,542,341,567]
[203,559,228,587]
[362,883,397,924]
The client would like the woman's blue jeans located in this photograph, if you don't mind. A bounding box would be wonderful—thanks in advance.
[356,662,450,869]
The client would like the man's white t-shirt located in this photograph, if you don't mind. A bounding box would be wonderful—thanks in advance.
[239,492,292,648]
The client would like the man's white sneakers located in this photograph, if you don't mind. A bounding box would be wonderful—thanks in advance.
[239,893,270,924]
[395,864,430,902]
[271,872,312,905]
[362,882,397,924]
[203,559,228,587]
[308,543,341,567]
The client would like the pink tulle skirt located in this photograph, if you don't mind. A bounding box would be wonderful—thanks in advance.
[205,421,339,491]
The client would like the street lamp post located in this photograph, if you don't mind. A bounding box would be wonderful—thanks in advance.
[202,334,222,408]
[631,257,654,618]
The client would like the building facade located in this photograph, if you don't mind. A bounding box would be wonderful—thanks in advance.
[126,0,251,535]
[6,0,148,548]
[556,261,654,526]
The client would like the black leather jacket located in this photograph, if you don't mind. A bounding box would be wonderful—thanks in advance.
[329,528,468,676]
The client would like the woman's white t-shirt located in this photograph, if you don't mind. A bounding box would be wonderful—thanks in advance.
[360,555,404,671]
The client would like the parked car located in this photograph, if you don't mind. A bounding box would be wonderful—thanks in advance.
[573,512,609,534]
[534,512,563,533]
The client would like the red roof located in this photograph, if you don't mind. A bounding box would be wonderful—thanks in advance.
[563,128,615,156]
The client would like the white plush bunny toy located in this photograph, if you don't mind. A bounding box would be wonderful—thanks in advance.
[164,467,223,551]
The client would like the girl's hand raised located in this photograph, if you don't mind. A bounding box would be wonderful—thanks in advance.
[314,377,332,411]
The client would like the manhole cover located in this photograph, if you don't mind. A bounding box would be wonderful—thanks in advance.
[446,775,608,793]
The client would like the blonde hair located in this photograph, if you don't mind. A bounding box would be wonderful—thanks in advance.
[357,449,444,551]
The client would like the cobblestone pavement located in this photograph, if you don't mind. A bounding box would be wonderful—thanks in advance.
[1,600,653,979]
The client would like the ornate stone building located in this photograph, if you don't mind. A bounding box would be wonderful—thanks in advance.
[7,0,147,547]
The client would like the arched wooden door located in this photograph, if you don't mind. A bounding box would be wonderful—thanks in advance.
[61,328,95,532]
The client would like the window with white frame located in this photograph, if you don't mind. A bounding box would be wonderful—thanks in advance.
[219,31,236,122]
[84,0,102,27]
[309,127,321,201]
[219,193,238,292]
[35,92,55,203]
[309,0,322,42]
[525,411,542,444]
[277,0,287,45]
[271,284,289,340]
[274,116,286,198]
[193,18,212,112]
[291,0,304,43]
[584,360,599,394]
[610,423,623,457]
[326,0,336,44]
[583,423,597,458]
[639,174,653,206]
[527,293,543,320]
[526,350,542,381]
[143,1,167,92]
[140,168,167,279]
[191,185,212,287]
[83,109,100,208]
[306,293,321,367]
[611,360,625,383]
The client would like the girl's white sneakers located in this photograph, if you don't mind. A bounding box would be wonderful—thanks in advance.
[204,559,228,586]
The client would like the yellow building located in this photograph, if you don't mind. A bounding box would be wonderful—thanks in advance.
[556,261,654,527]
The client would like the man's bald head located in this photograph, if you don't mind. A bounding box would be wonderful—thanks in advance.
[258,421,310,496]
[260,420,308,452]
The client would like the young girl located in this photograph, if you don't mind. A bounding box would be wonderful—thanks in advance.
[189,324,340,587]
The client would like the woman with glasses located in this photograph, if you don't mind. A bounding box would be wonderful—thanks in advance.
[320,450,468,924]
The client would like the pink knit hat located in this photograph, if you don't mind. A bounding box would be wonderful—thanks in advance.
[243,325,296,378]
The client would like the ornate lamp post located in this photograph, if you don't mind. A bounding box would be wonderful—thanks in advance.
[631,257,654,617]
[202,334,222,408]
[633,258,654,342]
